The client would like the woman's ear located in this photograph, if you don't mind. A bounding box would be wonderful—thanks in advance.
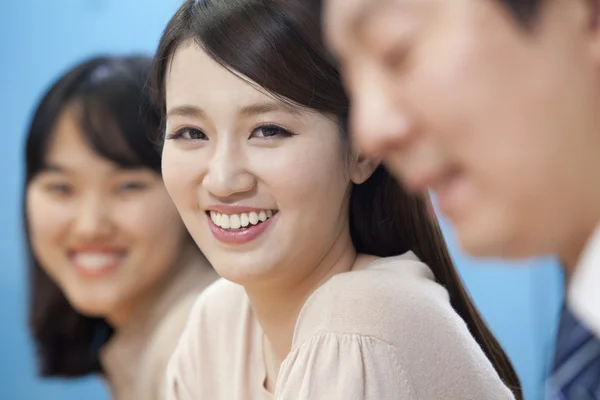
[349,153,380,184]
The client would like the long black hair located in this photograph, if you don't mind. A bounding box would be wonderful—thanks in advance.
[24,55,160,377]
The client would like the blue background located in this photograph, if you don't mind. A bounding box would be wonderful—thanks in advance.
[0,1,564,399]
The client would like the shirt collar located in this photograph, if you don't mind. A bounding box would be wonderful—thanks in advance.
[568,223,600,338]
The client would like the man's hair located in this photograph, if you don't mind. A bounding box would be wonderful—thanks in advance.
[498,0,542,24]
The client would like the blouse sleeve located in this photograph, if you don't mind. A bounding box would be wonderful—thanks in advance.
[275,333,414,400]
[275,278,518,400]
[275,328,516,400]
[275,257,518,400]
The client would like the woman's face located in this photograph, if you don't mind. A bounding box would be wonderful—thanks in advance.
[26,105,187,326]
[162,41,368,287]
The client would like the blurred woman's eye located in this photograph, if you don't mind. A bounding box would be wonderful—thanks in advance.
[44,183,73,197]
[117,181,148,193]
[165,127,207,141]
[250,124,295,140]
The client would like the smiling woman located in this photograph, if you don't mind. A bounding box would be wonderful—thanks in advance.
[23,56,217,400]
[153,0,521,399]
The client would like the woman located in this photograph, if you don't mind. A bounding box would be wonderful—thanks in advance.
[24,55,217,400]
[154,0,522,399]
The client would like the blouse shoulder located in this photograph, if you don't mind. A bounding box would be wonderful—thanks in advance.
[182,277,252,344]
[293,252,452,346]
[282,252,515,399]
[165,278,252,400]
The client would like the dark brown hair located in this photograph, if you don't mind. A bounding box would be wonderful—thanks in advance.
[498,0,542,23]
[25,55,160,377]
[151,0,522,398]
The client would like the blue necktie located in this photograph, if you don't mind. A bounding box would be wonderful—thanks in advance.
[546,307,600,399]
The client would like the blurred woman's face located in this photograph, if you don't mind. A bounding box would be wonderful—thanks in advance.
[26,105,187,327]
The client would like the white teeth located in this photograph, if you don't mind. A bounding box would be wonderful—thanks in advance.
[249,212,259,225]
[73,253,121,271]
[230,214,241,229]
[240,213,249,227]
[209,210,277,230]
[220,214,230,229]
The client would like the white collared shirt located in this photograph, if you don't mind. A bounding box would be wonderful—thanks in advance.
[569,223,600,338]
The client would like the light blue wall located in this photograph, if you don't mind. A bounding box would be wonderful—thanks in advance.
[0,1,563,399]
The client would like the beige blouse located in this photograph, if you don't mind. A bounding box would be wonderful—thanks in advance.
[166,252,516,399]
[100,246,218,400]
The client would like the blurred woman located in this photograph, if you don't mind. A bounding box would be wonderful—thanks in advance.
[24,55,217,400]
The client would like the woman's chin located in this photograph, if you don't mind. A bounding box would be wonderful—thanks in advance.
[212,261,279,287]
[67,292,116,318]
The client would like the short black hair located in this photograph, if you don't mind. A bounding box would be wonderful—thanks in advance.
[24,55,160,377]
[497,0,542,24]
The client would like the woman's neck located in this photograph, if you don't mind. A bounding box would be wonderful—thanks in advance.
[106,243,197,329]
[245,228,357,370]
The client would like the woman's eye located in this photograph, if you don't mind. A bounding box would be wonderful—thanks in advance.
[117,182,148,193]
[166,127,208,141]
[45,183,73,196]
[250,125,294,139]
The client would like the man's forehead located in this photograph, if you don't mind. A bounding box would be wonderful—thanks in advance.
[324,0,399,46]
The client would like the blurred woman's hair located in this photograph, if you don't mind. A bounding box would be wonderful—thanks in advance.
[24,55,160,376]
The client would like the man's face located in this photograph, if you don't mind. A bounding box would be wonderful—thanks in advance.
[325,0,600,260]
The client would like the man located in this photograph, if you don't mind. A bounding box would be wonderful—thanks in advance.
[323,0,599,335]
[323,0,600,397]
